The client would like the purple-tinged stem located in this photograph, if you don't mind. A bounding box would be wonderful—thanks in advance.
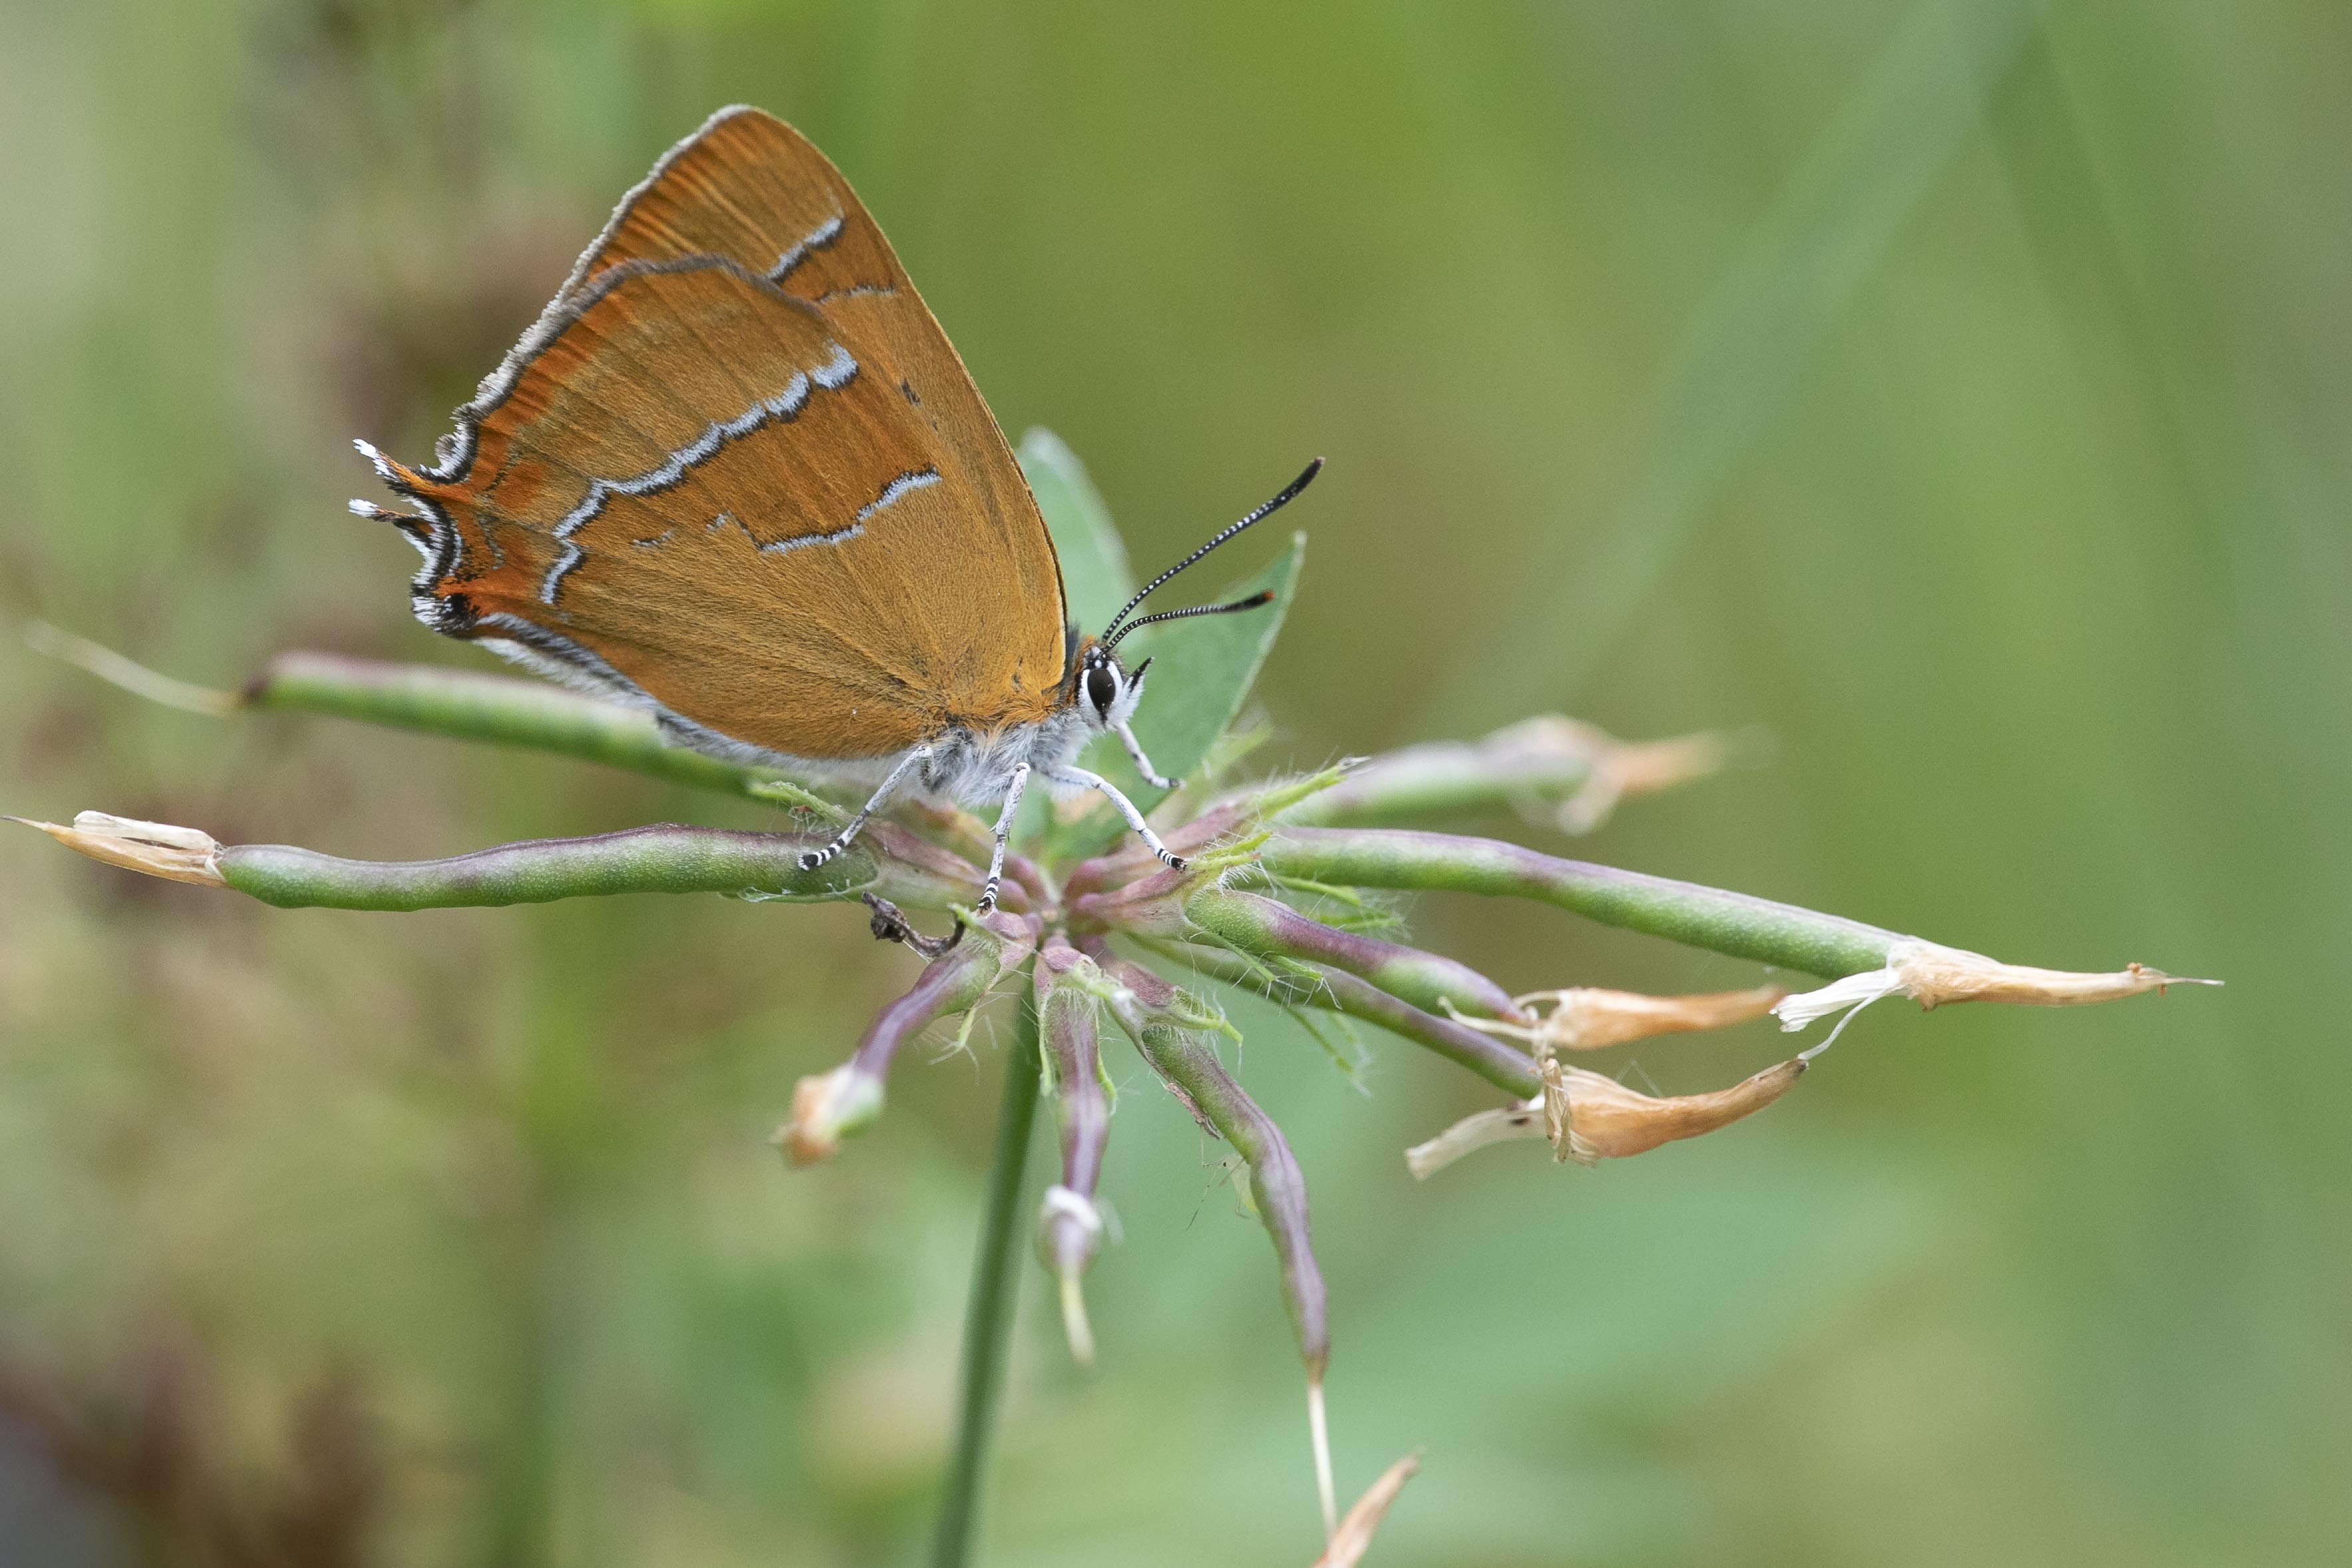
[780,915,1034,1167]
[1184,887,1524,1023]
[1092,949,1337,1531]
[1033,939,1112,1362]
[1156,942,1542,1099]
[1091,953,1328,1380]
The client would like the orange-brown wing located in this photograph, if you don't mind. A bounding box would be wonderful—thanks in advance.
[363,108,1070,764]
[361,255,1068,763]
[551,104,898,308]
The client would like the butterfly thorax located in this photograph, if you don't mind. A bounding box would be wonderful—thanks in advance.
[916,706,1093,808]
[914,633,1141,802]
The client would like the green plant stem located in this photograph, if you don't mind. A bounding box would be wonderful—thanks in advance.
[933,989,1043,1568]
[1273,734,1597,828]
[248,651,784,798]
[1262,826,1898,979]
[216,823,997,911]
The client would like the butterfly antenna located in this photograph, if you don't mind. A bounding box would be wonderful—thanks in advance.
[1099,458,1321,644]
[1104,592,1274,651]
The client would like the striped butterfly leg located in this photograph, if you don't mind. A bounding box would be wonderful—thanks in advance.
[976,762,1031,916]
[798,744,933,872]
[1047,765,1188,871]
[1112,720,1178,790]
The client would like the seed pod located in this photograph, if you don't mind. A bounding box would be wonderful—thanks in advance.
[1163,940,1542,1098]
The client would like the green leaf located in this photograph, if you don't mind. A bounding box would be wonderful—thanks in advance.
[1032,534,1303,870]
[1016,428,1304,863]
[1111,533,1304,804]
[1019,427,1135,634]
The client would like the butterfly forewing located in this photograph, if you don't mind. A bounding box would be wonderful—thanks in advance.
[373,108,1069,766]
[551,107,904,311]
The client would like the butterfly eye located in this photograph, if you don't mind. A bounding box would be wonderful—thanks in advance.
[1085,663,1118,717]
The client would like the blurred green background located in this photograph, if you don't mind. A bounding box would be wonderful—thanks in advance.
[2,0,2343,1563]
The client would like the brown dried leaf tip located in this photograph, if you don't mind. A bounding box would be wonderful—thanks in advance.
[1311,1452,1421,1567]
[11,812,226,887]
[21,620,242,715]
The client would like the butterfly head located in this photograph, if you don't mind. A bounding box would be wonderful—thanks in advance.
[1077,643,1149,732]
[1071,457,1324,734]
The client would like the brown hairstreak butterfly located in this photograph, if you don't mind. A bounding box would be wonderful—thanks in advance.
[351,106,1317,912]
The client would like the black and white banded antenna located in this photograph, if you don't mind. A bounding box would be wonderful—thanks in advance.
[1102,591,1276,653]
[1098,458,1321,648]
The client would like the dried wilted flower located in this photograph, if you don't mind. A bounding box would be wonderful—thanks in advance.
[775,1064,887,1168]
[12,812,226,887]
[1279,712,1738,835]
[1774,937,2221,1055]
[1456,982,1786,1052]
[1405,1056,1806,1177]
[1402,1102,1546,1179]
[1541,1055,1804,1164]
[1530,716,1741,834]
